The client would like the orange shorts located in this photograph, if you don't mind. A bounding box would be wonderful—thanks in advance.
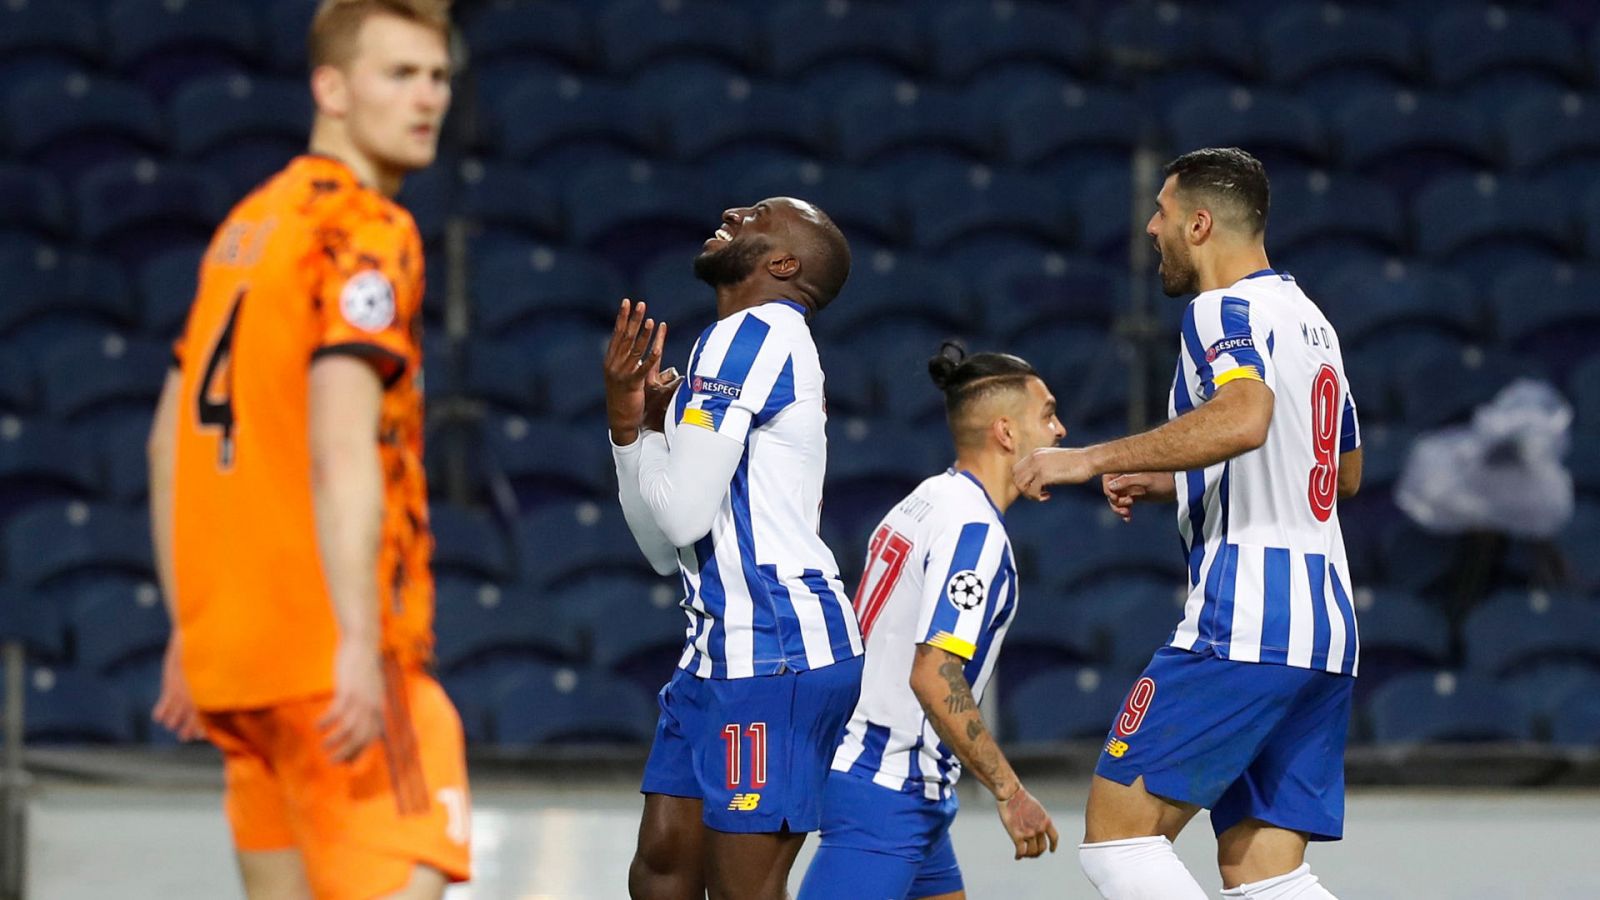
[201,662,471,900]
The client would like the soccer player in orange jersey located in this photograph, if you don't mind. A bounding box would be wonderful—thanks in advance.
[145,3,467,898]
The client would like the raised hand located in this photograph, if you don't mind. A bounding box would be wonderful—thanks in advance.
[602,299,667,446]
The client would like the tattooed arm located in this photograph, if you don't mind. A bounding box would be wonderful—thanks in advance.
[909,644,1059,859]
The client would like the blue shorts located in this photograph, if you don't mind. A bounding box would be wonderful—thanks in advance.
[1095,646,1353,841]
[797,770,963,900]
[640,656,863,833]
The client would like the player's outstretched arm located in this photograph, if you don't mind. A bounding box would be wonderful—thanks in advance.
[308,355,387,764]
[909,644,1059,860]
[1101,472,1179,523]
[147,370,204,742]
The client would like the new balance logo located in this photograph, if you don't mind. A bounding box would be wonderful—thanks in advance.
[1104,738,1130,759]
[728,793,761,811]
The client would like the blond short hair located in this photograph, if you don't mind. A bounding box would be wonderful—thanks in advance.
[308,0,451,70]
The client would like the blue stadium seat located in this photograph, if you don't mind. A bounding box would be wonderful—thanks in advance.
[461,0,590,70]
[1546,682,1600,746]
[1413,175,1573,275]
[455,162,560,245]
[5,74,164,179]
[0,165,69,242]
[469,243,626,339]
[1376,520,1462,597]
[1503,92,1600,173]
[71,580,169,674]
[1259,4,1415,86]
[490,73,650,164]
[429,503,512,583]
[1366,671,1534,743]
[1464,589,1600,676]
[394,161,451,248]
[1270,170,1405,258]
[1394,345,1546,430]
[1423,6,1584,88]
[655,74,824,162]
[563,576,686,693]
[1558,502,1600,591]
[814,250,969,343]
[0,245,136,344]
[1003,665,1127,742]
[1489,262,1600,367]
[562,160,710,252]
[1070,166,1135,262]
[74,160,232,264]
[535,334,612,420]
[1168,87,1325,165]
[1038,502,1186,591]
[168,74,310,199]
[2,501,152,592]
[1015,327,1132,431]
[1333,90,1497,192]
[998,81,1145,168]
[137,244,205,341]
[87,416,154,505]
[833,82,995,166]
[0,585,64,661]
[929,2,1090,82]
[0,418,97,527]
[597,0,755,74]
[484,415,610,506]
[264,0,314,74]
[0,358,33,415]
[1078,580,1189,674]
[825,421,945,536]
[20,666,134,744]
[763,1,921,77]
[432,578,580,676]
[901,164,1064,253]
[0,0,100,83]
[1351,587,1452,699]
[38,334,169,425]
[1100,4,1254,79]
[492,665,657,745]
[992,596,1102,693]
[1573,355,1600,433]
[459,339,541,416]
[518,501,657,589]
[979,252,1124,341]
[106,0,259,98]
[733,160,903,246]
[1320,260,1483,357]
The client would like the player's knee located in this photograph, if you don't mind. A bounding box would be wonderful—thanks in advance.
[1079,837,1208,900]
[628,848,697,900]
[1220,863,1337,899]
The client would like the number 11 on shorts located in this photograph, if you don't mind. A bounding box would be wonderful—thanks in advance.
[721,722,768,789]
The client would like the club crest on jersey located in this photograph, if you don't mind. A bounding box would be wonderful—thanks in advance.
[728,793,761,811]
[1205,336,1255,363]
[946,570,986,610]
[340,270,396,333]
[692,375,743,400]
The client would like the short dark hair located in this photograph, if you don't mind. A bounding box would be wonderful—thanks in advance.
[1164,147,1269,235]
[800,207,850,312]
[927,342,1039,449]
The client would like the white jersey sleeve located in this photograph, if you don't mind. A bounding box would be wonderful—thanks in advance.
[915,520,1010,660]
[1183,291,1277,400]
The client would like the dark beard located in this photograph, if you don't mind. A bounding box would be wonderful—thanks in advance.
[693,237,769,286]
[1159,253,1198,297]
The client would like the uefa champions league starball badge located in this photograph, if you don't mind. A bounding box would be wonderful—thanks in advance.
[947,570,986,610]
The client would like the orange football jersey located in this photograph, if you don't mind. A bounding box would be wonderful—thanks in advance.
[171,155,435,711]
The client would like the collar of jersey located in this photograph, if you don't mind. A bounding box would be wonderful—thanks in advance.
[765,298,809,318]
[1239,268,1292,282]
[951,468,1006,521]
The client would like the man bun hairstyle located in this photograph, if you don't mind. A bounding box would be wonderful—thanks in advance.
[309,0,452,70]
[1164,146,1270,235]
[928,342,1040,448]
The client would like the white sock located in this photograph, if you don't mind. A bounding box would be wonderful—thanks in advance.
[1220,863,1338,900]
[1080,836,1209,900]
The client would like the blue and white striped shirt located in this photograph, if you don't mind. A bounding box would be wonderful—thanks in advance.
[666,300,863,679]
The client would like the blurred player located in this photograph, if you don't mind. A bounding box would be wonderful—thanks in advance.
[797,344,1063,900]
[603,197,864,900]
[145,2,467,897]
[1013,147,1363,899]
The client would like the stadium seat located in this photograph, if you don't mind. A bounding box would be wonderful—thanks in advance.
[1100,3,1254,79]
[88,416,154,505]
[1167,88,1326,166]
[762,1,921,77]
[491,665,657,745]
[1422,6,1584,89]
[264,0,314,74]
[562,159,711,253]
[1572,355,1600,434]
[0,0,100,83]
[74,160,232,264]
[1270,170,1405,258]
[1413,174,1574,278]
[733,160,903,246]
[1350,587,1453,700]
[1503,92,1600,173]
[484,415,611,506]
[563,577,687,694]
[3,501,152,592]
[824,421,945,536]
[5,73,165,179]
[490,73,651,164]
[1366,670,1534,743]
[38,333,169,425]
[997,81,1145,168]
[1069,165,1135,262]
[105,0,260,98]
[534,336,612,421]
[458,339,541,417]
[70,580,170,674]
[518,501,657,589]
[137,244,206,341]
[998,596,1104,693]
[0,585,65,661]
[1078,580,1189,674]
[901,163,1065,253]
[1041,502,1186,591]
[1319,260,1483,356]
[432,578,581,676]
[928,2,1090,82]
[1489,262,1600,367]
[0,165,69,242]
[1333,90,1497,193]
[814,250,969,343]
[1003,665,1127,742]
[596,0,755,74]
[1464,588,1600,677]
[1376,521,1460,596]
[1557,503,1600,591]
[0,245,137,344]
[978,252,1124,341]
[833,82,995,166]
[1394,345,1546,430]
[168,74,309,199]
[1546,682,1600,746]
[469,243,626,340]
[21,665,134,744]
[0,358,33,416]
[1259,4,1415,87]
[653,72,824,162]
[0,417,98,528]
[393,160,451,248]
[455,162,560,245]
[429,503,513,583]
[461,0,590,70]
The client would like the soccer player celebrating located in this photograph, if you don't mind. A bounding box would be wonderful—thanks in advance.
[603,198,865,900]
[797,344,1063,900]
[147,2,469,897]
[1013,147,1362,900]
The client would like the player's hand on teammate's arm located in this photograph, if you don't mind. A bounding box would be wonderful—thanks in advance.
[1101,472,1179,521]
[603,298,668,446]
[318,638,385,763]
[1012,447,1097,501]
[151,636,206,742]
[995,785,1059,860]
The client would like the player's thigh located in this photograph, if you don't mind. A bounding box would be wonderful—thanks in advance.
[1216,819,1310,888]
[633,792,705,875]
[236,849,312,900]
[1084,773,1201,844]
[377,863,448,900]
[703,828,806,900]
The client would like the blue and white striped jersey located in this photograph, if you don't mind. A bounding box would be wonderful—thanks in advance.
[831,470,1019,800]
[666,299,863,679]
[1168,269,1362,676]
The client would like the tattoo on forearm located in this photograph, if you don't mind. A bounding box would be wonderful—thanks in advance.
[966,719,984,741]
[940,659,977,714]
